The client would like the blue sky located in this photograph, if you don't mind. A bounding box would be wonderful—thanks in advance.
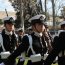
[0,0,65,15]
[0,0,15,12]
[0,0,53,12]
[41,0,65,15]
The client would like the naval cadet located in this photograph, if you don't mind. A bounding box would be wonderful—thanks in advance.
[2,14,48,65]
[0,17,18,63]
[43,20,65,65]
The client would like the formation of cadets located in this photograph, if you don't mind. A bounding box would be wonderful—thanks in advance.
[0,14,65,65]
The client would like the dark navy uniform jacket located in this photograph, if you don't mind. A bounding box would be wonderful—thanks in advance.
[44,31,65,65]
[4,32,47,65]
[0,29,18,53]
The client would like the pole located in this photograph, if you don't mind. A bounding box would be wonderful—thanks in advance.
[45,0,47,21]
[5,9,8,17]
[51,0,55,31]
[39,0,43,11]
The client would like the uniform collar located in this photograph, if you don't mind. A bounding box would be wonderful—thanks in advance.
[58,30,65,36]
[5,29,13,35]
[34,32,43,37]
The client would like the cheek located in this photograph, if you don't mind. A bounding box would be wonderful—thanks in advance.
[12,26,14,30]
[7,25,14,30]
[43,26,45,30]
[42,26,45,31]
[38,25,43,31]
[6,25,10,29]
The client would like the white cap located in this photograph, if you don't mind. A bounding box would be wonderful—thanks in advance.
[59,21,65,26]
[27,26,32,30]
[2,17,15,25]
[16,28,23,32]
[2,17,14,22]
[29,14,46,22]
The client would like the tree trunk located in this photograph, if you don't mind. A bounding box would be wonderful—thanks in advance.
[51,0,55,30]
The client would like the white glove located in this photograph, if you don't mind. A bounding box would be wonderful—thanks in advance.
[30,54,41,62]
[0,62,5,65]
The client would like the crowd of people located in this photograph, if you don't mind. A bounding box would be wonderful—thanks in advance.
[0,14,65,65]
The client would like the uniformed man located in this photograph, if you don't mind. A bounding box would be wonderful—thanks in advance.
[43,21,65,65]
[0,17,18,63]
[1,14,48,65]
[17,28,24,45]
[25,26,32,34]
[17,28,24,65]
[57,21,65,65]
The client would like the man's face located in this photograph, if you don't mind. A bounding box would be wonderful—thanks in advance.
[5,23,14,32]
[18,31,24,36]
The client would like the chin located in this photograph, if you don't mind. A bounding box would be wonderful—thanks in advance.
[8,30,12,32]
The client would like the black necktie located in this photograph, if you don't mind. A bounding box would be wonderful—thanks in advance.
[62,50,64,56]
[40,37,45,56]
[9,34,11,41]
